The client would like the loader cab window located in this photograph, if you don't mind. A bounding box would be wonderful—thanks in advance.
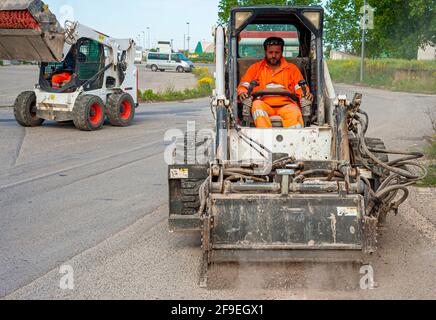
[76,38,105,90]
[238,24,300,59]
[237,23,306,86]
[39,48,76,92]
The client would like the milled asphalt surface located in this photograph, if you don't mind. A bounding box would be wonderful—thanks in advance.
[0,64,197,107]
[0,68,435,299]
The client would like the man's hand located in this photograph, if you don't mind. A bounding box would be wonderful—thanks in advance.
[239,91,249,101]
[306,92,314,101]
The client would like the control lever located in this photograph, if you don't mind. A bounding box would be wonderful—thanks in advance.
[247,80,259,96]
[242,80,259,126]
[298,80,312,127]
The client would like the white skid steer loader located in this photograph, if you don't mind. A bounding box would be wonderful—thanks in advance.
[0,0,138,131]
[167,6,427,287]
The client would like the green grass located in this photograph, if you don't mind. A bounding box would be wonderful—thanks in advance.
[327,59,436,94]
[418,137,436,187]
[418,164,436,187]
[139,85,211,102]
[138,66,214,102]
[423,139,436,158]
[190,53,214,64]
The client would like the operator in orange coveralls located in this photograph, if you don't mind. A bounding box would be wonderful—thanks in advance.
[237,37,313,129]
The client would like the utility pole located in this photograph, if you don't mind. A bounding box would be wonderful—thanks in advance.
[360,0,367,82]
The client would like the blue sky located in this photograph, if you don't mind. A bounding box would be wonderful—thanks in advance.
[44,0,221,51]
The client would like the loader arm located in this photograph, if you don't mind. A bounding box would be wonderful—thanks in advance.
[0,0,135,66]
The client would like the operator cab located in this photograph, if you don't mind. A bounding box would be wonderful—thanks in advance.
[39,38,106,93]
[229,7,324,128]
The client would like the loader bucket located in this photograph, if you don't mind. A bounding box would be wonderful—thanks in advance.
[212,194,371,255]
[199,192,375,286]
[0,0,65,62]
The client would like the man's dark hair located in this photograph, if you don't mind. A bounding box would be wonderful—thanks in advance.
[264,37,285,51]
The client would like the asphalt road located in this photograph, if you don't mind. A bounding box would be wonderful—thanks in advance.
[0,85,435,300]
[0,64,197,107]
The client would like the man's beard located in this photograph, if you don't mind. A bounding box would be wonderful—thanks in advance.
[266,57,280,66]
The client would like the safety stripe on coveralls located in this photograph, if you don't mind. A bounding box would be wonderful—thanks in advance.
[253,109,269,121]
[266,83,284,89]
[290,124,303,129]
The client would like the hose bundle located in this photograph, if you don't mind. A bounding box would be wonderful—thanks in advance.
[351,110,427,218]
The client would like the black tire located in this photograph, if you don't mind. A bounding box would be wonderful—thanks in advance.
[107,92,135,127]
[179,179,205,215]
[14,91,44,127]
[172,131,213,216]
[176,66,185,73]
[159,69,165,72]
[172,130,214,165]
[350,137,389,191]
[151,65,158,72]
[72,95,105,131]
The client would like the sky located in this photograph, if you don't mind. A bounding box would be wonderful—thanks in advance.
[44,0,221,51]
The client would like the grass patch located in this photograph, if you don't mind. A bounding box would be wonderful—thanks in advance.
[418,135,436,187]
[138,66,214,102]
[327,59,436,94]
[418,164,436,187]
[190,53,214,64]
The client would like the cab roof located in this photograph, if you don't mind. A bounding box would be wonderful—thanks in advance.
[230,6,324,38]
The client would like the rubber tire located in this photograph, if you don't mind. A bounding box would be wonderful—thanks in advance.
[176,66,185,73]
[72,95,105,131]
[107,92,135,127]
[14,91,44,127]
[151,65,158,72]
[172,131,213,216]
[172,131,213,164]
[350,137,389,191]
[350,137,389,166]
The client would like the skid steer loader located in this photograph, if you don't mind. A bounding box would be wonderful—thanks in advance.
[168,6,426,287]
[0,0,138,131]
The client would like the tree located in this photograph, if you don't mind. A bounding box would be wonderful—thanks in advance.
[218,0,321,25]
[325,0,436,59]
[218,0,435,59]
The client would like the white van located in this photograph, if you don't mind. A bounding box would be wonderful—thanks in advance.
[146,52,195,73]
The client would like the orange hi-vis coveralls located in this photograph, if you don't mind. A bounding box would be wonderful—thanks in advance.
[52,72,72,89]
[238,57,308,129]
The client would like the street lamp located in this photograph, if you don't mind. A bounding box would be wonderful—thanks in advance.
[142,31,146,50]
[186,22,190,53]
[147,27,151,50]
